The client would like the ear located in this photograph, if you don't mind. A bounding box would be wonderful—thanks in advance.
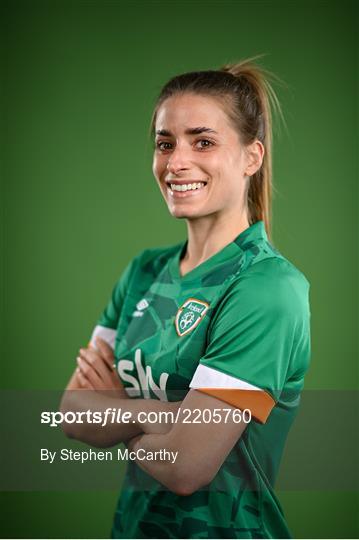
[244,140,265,176]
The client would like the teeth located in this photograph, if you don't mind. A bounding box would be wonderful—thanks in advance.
[169,182,205,192]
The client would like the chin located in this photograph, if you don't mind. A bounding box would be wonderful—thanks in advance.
[168,208,189,219]
[168,206,206,220]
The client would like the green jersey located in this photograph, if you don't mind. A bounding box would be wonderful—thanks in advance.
[89,220,311,539]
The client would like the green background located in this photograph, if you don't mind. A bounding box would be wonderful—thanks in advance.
[1,0,358,538]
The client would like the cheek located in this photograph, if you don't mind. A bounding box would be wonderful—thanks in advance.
[209,159,229,186]
[152,155,162,180]
[215,151,242,183]
[199,153,221,178]
[152,165,157,181]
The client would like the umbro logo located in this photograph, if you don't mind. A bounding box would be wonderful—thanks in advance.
[132,298,149,318]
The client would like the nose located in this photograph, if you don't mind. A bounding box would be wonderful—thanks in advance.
[166,145,190,174]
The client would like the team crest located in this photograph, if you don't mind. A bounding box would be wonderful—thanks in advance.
[175,298,209,337]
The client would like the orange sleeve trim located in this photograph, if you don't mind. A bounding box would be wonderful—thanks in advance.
[196,388,276,424]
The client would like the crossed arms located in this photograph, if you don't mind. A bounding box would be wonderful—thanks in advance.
[60,338,248,496]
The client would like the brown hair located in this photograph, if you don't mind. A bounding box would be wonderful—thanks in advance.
[149,54,286,241]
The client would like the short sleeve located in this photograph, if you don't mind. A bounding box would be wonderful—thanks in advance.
[189,258,311,424]
[87,255,138,350]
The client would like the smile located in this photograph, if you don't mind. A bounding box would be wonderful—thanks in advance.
[170,182,205,192]
[165,181,208,197]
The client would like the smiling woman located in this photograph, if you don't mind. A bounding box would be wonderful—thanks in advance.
[152,93,264,231]
[60,54,311,539]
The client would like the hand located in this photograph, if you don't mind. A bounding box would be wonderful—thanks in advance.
[76,337,128,398]
[125,433,143,451]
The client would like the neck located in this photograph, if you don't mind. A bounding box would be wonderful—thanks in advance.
[181,209,250,271]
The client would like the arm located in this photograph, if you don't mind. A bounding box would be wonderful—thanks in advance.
[60,338,181,448]
[127,388,248,496]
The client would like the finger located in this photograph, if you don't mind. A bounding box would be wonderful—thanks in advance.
[80,344,114,374]
[78,347,123,390]
[79,347,101,364]
[95,337,115,369]
[77,356,105,388]
[78,350,116,389]
[76,366,95,390]
[108,371,126,391]
[127,433,143,452]
[79,347,110,377]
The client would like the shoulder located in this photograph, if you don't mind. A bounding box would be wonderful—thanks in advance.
[136,242,182,265]
[109,242,182,304]
[244,255,310,298]
[113,242,182,292]
[218,255,310,322]
[130,241,183,277]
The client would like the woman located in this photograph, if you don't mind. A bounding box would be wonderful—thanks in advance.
[61,56,311,538]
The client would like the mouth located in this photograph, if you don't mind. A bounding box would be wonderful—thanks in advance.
[164,180,208,197]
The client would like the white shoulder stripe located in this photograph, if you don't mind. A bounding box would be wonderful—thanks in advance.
[89,325,117,350]
[189,363,262,392]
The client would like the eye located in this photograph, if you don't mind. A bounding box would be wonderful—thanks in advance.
[155,139,215,152]
[155,141,173,151]
[195,139,214,150]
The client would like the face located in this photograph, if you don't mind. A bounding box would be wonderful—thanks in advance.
[152,93,263,221]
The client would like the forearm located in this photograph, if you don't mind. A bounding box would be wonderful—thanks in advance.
[127,390,248,496]
[128,431,190,495]
[60,389,171,448]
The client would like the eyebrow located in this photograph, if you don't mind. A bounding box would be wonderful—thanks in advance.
[155,127,218,136]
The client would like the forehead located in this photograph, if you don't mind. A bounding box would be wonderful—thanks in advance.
[155,93,232,132]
